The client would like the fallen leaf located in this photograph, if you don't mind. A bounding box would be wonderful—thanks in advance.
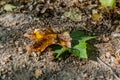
[53,31,95,58]
[33,34,57,52]
[25,34,57,54]
[58,32,72,48]
[70,31,95,58]
[24,29,44,41]
[34,29,44,40]
[99,0,116,8]
[4,4,16,11]
[52,45,68,58]
[61,8,82,21]
[24,28,71,54]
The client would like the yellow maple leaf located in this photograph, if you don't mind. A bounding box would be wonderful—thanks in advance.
[24,28,72,54]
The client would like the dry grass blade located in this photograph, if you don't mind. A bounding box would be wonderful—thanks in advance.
[97,57,120,80]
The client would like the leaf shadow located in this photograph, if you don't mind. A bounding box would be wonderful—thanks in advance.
[87,39,99,61]
[71,40,79,47]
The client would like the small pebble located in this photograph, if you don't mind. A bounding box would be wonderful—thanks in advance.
[83,73,88,78]
[0,44,4,48]
[105,52,111,58]
[114,58,120,65]
[34,69,42,78]
[2,55,11,64]
[111,32,120,37]
[18,47,23,53]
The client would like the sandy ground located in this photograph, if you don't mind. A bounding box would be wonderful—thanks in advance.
[0,0,120,80]
[0,13,120,80]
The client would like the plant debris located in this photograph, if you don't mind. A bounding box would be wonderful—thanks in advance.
[0,0,120,80]
[99,0,116,8]
[24,28,94,58]
[4,4,17,11]
[53,31,95,58]
[24,28,72,54]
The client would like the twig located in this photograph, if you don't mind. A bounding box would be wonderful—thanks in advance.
[41,0,50,13]
[97,57,120,80]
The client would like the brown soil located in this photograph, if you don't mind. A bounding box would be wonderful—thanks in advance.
[0,0,120,80]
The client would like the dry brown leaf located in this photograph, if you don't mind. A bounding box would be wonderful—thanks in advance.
[58,32,72,48]
[24,29,44,41]
[24,28,72,54]
[32,34,57,52]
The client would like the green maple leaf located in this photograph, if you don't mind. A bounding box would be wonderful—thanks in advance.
[52,31,95,59]
[55,48,66,58]
[69,40,87,58]
[53,45,68,58]
[69,31,95,58]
